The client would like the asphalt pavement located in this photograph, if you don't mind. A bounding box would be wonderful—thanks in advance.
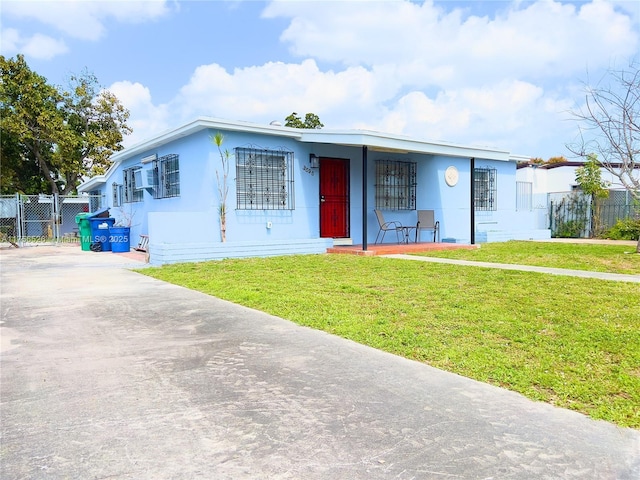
[1,245,639,479]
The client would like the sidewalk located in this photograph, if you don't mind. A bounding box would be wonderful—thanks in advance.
[384,254,640,283]
[1,246,639,479]
[533,238,638,247]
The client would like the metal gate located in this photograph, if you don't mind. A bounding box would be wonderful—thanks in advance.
[0,194,104,247]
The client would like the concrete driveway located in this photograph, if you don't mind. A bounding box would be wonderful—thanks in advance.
[1,245,639,479]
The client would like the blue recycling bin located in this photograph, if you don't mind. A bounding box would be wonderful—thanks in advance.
[89,206,111,219]
[109,226,131,253]
[89,218,115,252]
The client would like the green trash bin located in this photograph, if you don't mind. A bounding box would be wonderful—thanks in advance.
[75,213,92,251]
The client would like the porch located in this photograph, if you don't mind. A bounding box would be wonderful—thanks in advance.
[326,242,478,256]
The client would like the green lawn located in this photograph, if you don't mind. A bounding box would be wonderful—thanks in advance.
[140,249,640,429]
[414,240,640,274]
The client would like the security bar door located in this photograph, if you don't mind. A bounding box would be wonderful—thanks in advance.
[319,158,350,238]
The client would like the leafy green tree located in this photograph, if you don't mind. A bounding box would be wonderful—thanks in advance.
[284,112,324,129]
[58,70,132,186]
[0,128,49,194]
[1,55,66,194]
[575,154,610,198]
[0,55,131,195]
[575,153,610,237]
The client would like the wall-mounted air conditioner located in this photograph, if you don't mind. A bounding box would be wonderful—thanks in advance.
[134,168,155,190]
[141,153,157,164]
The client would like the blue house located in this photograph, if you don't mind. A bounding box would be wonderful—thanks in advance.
[78,117,549,264]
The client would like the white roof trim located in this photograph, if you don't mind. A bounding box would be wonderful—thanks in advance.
[509,153,531,163]
[300,129,510,161]
[79,116,520,192]
[109,116,302,165]
[113,116,514,163]
[77,174,106,193]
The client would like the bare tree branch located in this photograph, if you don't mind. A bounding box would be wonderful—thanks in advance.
[567,61,640,252]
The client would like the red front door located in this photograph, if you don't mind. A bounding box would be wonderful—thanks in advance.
[319,158,350,238]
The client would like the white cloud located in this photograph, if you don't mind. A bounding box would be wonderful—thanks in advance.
[158,56,575,156]
[107,81,170,147]
[259,0,637,157]
[264,0,638,86]
[170,59,391,125]
[0,27,20,53]
[373,81,575,155]
[103,0,637,160]
[2,0,637,161]
[2,0,171,41]
[609,0,640,28]
[0,27,68,59]
[21,33,68,60]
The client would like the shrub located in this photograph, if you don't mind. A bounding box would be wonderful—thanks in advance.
[551,192,589,238]
[555,219,587,238]
[601,218,640,240]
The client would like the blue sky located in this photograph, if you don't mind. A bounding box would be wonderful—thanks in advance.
[2,0,639,159]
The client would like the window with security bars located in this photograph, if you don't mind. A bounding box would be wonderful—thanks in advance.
[151,154,180,199]
[112,183,123,207]
[235,147,294,210]
[89,192,103,211]
[123,167,143,203]
[375,160,417,210]
[474,167,497,211]
[516,181,532,211]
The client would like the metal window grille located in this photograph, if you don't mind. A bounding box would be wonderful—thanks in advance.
[89,192,103,211]
[123,167,143,203]
[375,160,417,210]
[474,167,497,211]
[112,183,123,207]
[151,154,180,199]
[516,181,532,211]
[235,147,294,210]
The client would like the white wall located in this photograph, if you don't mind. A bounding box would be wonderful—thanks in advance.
[516,164,634,194]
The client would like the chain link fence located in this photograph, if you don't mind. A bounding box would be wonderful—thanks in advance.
[0,194,104,247]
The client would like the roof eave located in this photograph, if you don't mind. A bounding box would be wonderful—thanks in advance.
[81,119,520,195]
[109,116,303,165]
[300,130,512,161]
[77,175,106,193]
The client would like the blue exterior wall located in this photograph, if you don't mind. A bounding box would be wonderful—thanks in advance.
[108,129,213,243]
[413,155,471,243]
[90,124,547,261]
[106,127,325,247]
[295,146,483,245]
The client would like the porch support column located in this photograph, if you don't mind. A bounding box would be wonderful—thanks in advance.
[362,145,368,251]
[470,157,475,245]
